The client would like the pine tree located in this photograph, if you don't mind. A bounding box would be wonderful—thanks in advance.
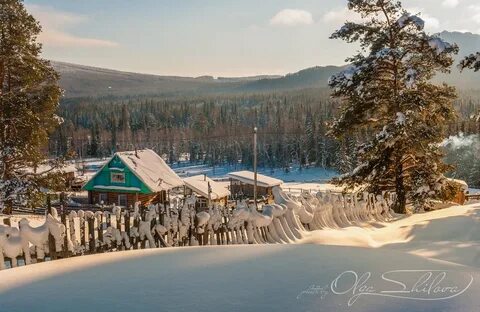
[109,113,118,153]
[119,104,131,149]
[328,0,458,212]
[87,124,100,157]
[304,110,316,165]
[459,52,480,72]
[460,52,480,121]
[468,147,480,188]
[0,0,62,213]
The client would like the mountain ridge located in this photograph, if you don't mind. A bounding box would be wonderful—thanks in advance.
[53,31,480,99]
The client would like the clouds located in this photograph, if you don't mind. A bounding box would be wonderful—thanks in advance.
[415,12,440,31]
[471,5,480,25]
[321,6,440,31]
[322,7,361,24]
[268,7,360,28]
[442,0,460,8]
[26,4,118,48]
[269,9,313,26]
[392,7,439,31]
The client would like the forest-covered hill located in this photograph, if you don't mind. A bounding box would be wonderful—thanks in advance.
[53,31,480,99]
[50,31,480,186]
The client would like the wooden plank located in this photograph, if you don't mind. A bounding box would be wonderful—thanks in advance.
[466,194,480,201]
[46,195,57,261]
[97,213,104,253]
[61,211,71,259]
[80,214,86,249]
[125,210,131,249]
[88,216,96,254]
[3,217,11,226]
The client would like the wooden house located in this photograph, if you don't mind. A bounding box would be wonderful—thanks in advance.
[183,175,231,210]
[449,178,468,205]
[83,149,184,207]
[26,163,77,189]
[227,171,283,203]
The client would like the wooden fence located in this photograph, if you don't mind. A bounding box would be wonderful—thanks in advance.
[466,194,480,201]
[1,189,397,270]
[1,202,264,269]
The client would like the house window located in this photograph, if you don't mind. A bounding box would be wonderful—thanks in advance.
[99,193,108,204]
[118,194,127,207]
[111,172,125,183]
[198,198,207,209]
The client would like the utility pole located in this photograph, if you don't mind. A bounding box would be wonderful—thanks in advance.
[253,126,258,210]
[207,181,212,209]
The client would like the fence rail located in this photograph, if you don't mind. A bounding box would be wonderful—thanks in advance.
[466,194,480,201]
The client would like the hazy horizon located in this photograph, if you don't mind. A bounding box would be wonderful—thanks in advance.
[26,0,480,77]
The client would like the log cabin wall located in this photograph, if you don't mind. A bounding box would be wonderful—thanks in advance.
[193,196,228,211]
[89,190,167,208]
[230,183,270,197]
[230,182,275,203]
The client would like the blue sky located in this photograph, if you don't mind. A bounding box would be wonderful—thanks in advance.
[25,0,480,77]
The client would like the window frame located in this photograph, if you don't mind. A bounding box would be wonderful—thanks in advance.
[111,172,126,184]
[99,193,108,204]
[118,194,128,207]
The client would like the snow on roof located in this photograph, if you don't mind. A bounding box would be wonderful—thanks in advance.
[227,171,283,188]
[24,163,77,175]
[117,149,184,192]
[448,178,468,191]
[183,175,230,200]
[93,185,141,192]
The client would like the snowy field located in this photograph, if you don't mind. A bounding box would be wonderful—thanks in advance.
[75,159,339,183]
[0,204,478,312]
[170,163,337,183]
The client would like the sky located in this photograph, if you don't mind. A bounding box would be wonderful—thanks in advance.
[24,0,480,77]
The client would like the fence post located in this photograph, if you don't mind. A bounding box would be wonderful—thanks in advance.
[61,210,70,259]
[97,212,104,253]
[133,210,139,250]
[80,214,86,250]
[125,210,131,249]
[47,195,57,261]
[88,216,96,254]
[3,217,11,226]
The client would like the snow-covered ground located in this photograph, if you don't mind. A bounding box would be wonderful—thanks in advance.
[3,214,46,228]
[75,159,339,183]
[0,204,478,312]
[172,163,338,183]
[282,182,344,194]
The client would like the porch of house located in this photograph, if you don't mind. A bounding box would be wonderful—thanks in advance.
[88,190,168,208]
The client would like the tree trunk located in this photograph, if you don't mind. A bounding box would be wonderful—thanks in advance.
[394,161,407,214]
[3,201,12,215]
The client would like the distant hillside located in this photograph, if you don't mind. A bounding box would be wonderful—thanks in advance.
[435,31,480,89]
[238,66,345,92]
[439,31,480,57]
[52,61,244,98]
[242,31,480,91]
[53,31,480,99]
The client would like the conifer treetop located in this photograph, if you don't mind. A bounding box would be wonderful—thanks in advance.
[328,0,459,211]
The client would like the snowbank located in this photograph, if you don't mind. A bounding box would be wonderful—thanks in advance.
[0,204,478,311]
[301,204,480,268]
[0,244,477,312]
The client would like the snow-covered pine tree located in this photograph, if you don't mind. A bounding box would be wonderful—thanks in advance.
[0,0,62,212]
[328,0,458,213]
[459,52,480,121]
[459,52,480,72]
[468,137,480,188]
